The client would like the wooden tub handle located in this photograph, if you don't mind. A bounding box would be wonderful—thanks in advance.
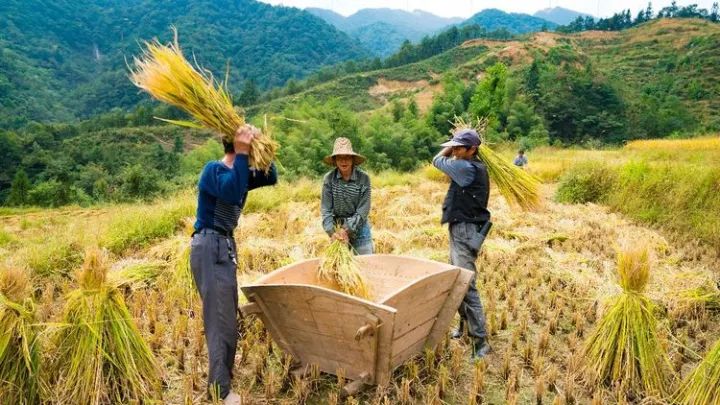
[354,323,376,341]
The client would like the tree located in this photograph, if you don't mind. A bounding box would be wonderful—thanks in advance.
[711,2,719,21]
[238,79,260,106]
[173,134,184,154]
[645,2,654,20]
[468,62,509,129]
[506,99,540,140]
[7,169,30,206]
[391,100,404,122]
[407,98,419,118]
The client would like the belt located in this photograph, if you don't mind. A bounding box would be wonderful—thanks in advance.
[192,226,234,238]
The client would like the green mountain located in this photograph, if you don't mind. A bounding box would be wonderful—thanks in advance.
[257,18,720,136]
[3,17,720,208]
[462,8,557,33]
[0,0,368,127]
[307,8,463,56]
[534,7,592,25]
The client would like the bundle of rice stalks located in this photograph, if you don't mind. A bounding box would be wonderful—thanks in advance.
[130,28,277,171]
[0,267,40,404]
[582,247,670,397]
[50,248,161,404]
[674,285,720,316]
[452,117,541,210]
[108,260,165,289]
[674,338,720,404]
[318,240,371,299]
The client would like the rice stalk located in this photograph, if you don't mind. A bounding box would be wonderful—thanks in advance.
[318,239,371,299]
[108,260,165,289]
[130,28,277,171]
[0,267,40,404]
[674,338,720,404]
[452,116,542,210]
[50,248,161,404]
[581,247,670,397]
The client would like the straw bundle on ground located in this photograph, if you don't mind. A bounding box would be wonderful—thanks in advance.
[130,29,277,171]
[50,248,161,404]
[452,117,541,210]
[582,247,669,397]
[108,260,165,289]
[0,267,40,404]
[318,240,371,299]
[675,338,720,404]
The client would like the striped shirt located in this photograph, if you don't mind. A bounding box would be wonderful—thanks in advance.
[321,168,371,236]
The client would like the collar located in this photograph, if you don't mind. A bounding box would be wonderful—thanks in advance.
[334,167,358,182]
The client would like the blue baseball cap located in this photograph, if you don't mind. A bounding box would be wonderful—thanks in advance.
[441,128,481,147]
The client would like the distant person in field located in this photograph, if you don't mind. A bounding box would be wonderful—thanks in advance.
[190,124,277,404]
[321,137,373,254]
[514,149,528,168]
[432,128,492,359]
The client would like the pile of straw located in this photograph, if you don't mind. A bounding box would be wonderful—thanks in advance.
[318,240,371,299]
[50,248,161,403]
[452,117,541,210]
[0,267,40,404]
[675,338,720,404]
[582,247,669,397]
[130,28,277,172]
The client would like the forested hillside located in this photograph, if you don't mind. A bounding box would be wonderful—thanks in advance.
[0,0,367,127]
[2,15,720,208]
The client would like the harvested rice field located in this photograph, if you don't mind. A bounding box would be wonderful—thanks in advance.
[1,146,719,404]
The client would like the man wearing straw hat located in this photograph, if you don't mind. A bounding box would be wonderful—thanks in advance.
[432,128,492,359]
[321,137,374,254]
[190,124,277,404]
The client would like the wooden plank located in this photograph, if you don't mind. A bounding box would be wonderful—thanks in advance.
[392,290,451,338]
[244,292,297,360]
[373,308,395,386]
[240,284,397,384]
[390,317,436,362]
[424,268,473,349]
[384,270,457,338]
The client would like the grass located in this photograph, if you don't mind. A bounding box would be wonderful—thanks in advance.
[555,136,720,249]
[102,197,194,254]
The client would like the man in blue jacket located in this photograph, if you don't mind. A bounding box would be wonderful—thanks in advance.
[190,124,277,404]
[432,128,492,359]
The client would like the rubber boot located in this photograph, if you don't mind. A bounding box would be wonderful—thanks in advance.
[471,337,492,359]
[450,319,465,340]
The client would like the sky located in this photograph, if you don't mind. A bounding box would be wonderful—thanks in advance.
[258,0,717,18]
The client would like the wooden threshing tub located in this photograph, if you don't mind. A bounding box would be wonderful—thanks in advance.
[240,254,473,391]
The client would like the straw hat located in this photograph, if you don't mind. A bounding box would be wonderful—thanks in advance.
[323,137,366,166]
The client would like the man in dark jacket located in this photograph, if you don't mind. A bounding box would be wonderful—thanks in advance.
[432,128,492,358]
[190,124,277,403]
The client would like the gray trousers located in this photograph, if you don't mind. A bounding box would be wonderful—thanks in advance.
[449,222,488,339]
[189,230,238,399]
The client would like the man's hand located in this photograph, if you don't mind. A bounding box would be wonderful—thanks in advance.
[234,125,256,155]
[440,146,453,157]
[331,228,349,243]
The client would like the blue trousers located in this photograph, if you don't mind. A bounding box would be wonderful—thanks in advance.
[350,223,373,255]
